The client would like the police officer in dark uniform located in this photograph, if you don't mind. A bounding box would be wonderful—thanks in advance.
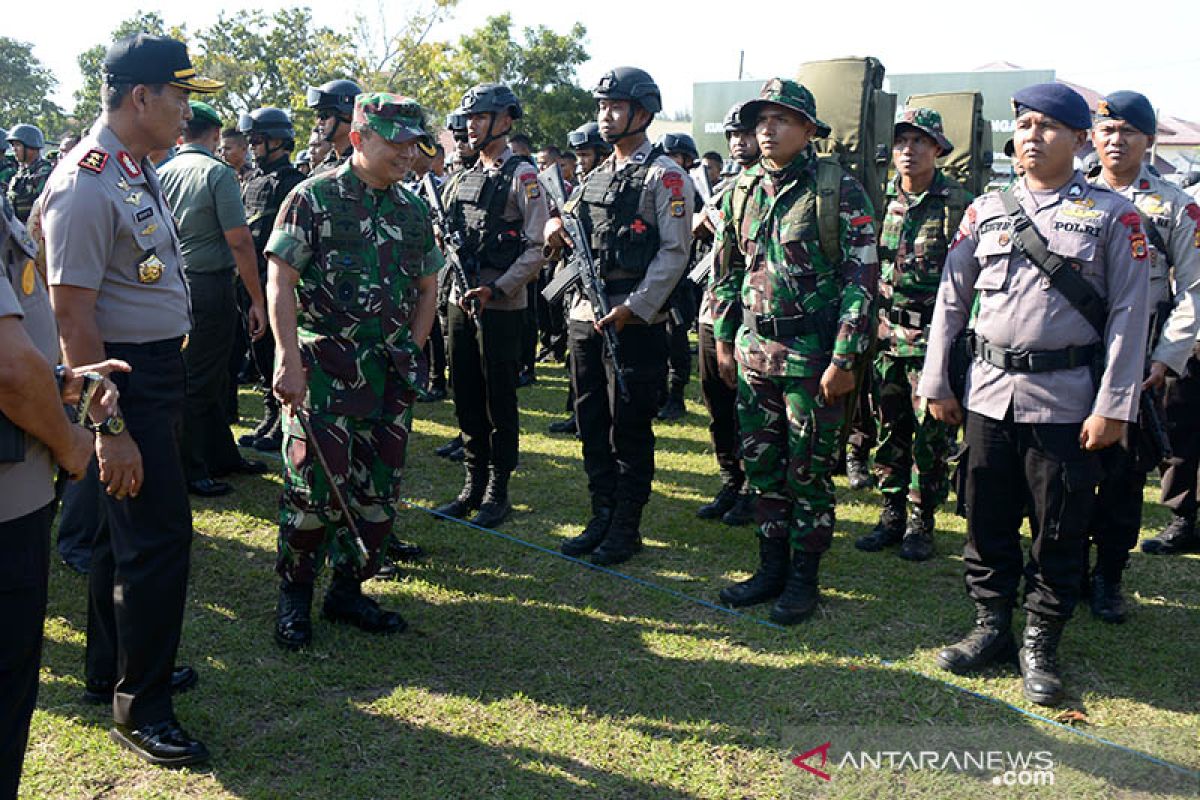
[43,33,223,765]
[920,84,1149,706]
[237,107,306,453]
[546,67,693,565]
[656,132,702,422]
[307,78,362,177]
[433,84,548,529]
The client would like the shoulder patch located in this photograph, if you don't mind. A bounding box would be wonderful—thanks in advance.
[850,215,873,227]
[662,171,684,198]
[117,151,142,179]
[1184,203,1200,223]
[79,149,108,174]
[1119,211,1142,229]
[1130,231,1148,261]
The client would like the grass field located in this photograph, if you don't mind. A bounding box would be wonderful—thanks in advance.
[20,361,1200,799]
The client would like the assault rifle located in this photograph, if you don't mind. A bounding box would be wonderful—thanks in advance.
[422,172,479,318]
[538,162,631,402]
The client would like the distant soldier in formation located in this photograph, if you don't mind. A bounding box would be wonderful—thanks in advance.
[854,108,970,562]
[712,79,878,625]
[656,132,701,422]
[922,84,1148,706]
[1084,91,1200,618]
[268,93,441,650]
[6,125,52,223]
[694,101,758,526]
[236,107,306,455]
[306,78,362,177]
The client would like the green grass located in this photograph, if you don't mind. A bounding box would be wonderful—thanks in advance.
[22,360,1200,799]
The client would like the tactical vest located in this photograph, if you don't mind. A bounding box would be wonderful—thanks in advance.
[449,156,527,274]
[243,160,305,263]
[878,181,969,324]
[576,146,664,277]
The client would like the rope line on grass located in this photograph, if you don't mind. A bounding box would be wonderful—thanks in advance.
[405,500,1200,781]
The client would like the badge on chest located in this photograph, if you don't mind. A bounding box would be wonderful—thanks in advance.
[138,252,165,284]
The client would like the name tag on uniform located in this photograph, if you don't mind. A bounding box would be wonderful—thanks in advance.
[138,252,165,284]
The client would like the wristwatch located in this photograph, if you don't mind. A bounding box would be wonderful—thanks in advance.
[87,413,126,436]
[831,354,854,372]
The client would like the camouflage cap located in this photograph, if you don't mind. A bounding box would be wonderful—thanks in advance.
[353,92,430,145]
[738,78,831,138]
[894,107,953,155]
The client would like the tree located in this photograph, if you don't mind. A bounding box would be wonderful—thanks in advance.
[0,37,66,137]
[193,8,364,136]
[73,12,176,123]
[444,14,593,148]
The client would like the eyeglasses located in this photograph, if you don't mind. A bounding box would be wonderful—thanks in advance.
[248,135,266,145]
[317,110,336,121]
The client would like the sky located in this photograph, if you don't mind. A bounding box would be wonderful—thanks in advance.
[28,0,1200,122]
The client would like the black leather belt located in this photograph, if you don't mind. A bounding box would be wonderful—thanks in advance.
[887,305,932,329]
[972,336,1099,373]
[744,313,821,340]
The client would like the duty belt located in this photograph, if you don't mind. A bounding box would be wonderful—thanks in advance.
[744,313,822,340]
[972,335,1099,373]
[887,305,932,330]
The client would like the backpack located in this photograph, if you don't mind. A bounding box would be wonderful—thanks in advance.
[795,56,895,224]
[904,91,993,198]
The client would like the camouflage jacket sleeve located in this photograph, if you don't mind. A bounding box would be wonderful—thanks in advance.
[832,173,880,364]
[917,201,982,401]
[264,184,315,275]
[710,179,745,342]
[403,186,445,278]
[1155,197,1200,374]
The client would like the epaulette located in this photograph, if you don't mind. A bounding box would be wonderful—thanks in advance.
[78,148,109,175]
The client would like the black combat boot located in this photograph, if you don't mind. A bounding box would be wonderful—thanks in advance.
[1141,514,1199,555]
[239,393,278,448]
[274,580,314,650]
[845,451,875,490]
[547,413,577,434]
[899,504,935,561]
[698,482,739,520]
[722,490,756,526]
[770,550,821,625]
[855,494,906,552]
[435,434,464,459]
[471,467,513,528]
[561,498,614,557]
[718,536,789,607]
[1089,568,1127,624]
[1019,614,1067,706]
[322,572,407,634]
[434,465,488,519]
[934,599,1017,674]
[591,502,644,566]
[656,390,686,421]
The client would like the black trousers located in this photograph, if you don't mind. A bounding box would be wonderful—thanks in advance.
[1161,346,1200,519]
[0,502,53,800]
[1087,440,1145,578]
[424,320,446,389]
[182,273,241,481]
[56,457,101,570]
[447,304,523,474]
[665,318,691,396]
[698,322,743,489]
[87,339,193,727]
[962,410,1102,620]
[569,319,667,509]
[521,283,538,374]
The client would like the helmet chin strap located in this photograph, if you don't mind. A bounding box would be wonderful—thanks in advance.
[474,113,512,152]
[321,115,351,145]
[600,106,651,145]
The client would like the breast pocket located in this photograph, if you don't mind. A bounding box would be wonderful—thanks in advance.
[973,232,1012,291]
[131,205,172,253]
[1048,234,1099,278]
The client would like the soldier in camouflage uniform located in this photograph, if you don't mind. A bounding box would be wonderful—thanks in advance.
[0,127,16,190]
[266,93,442,650]
[855,109,970,561]
[712,79,878,625]
[6,125,53,223]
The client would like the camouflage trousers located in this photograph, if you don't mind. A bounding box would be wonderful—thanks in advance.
[872,353,954,508]
[277,387,414,584]
[737,367,843,553]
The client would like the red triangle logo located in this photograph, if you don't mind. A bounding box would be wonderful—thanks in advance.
[792,741,832,781]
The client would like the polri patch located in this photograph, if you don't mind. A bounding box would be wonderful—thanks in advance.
[670,199,685,218]
[117,151,142,179]
[79,149,108,174]
[1129,232,1148,261]
[524,180,541,200]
